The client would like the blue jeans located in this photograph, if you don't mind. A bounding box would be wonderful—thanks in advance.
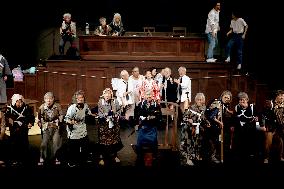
[206,33,218,59]
[225,33,244,65]
[59,36,74,55]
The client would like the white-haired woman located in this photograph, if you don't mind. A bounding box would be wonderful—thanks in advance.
[5,94,35,166]
[59,13,77,55]
[180,93,206,166]
[97,88,123,166]
[109,13,125,36]
[37,92,64,166]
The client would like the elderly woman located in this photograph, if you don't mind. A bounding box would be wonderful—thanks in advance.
[234,92,259,161]
[37,92,64,166]
[97,88,123,166]
[5,94,35,166]
[180,93,206,166]
[64,90,95,167]
[59,13,76,55]
[94,17,112,36]
[109,13,125,36]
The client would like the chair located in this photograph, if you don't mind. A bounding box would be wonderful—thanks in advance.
[172,27,187,37]
[143,27,155,36]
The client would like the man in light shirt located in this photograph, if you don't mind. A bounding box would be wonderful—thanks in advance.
[224,11,248,70]
[205,2,221,63]
[174,67,191,114]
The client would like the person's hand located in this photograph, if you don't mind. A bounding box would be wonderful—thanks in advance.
[212,32,216,38]
[28,123,33,128]
[188,119,193,124]
[8,118,13,125]
[242,34,246,39]
[3,76,7,81]
[38,122,42,128]
[174,78,180,84]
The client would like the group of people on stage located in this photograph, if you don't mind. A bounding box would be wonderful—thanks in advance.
[59,12,125,55]
[1,65,284,168]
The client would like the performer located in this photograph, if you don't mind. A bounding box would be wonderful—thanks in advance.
[272,90,284,162]
[233,92,259,161]
[5,94,35,166]
[205,1,221,62]
[174,66,191,113]
[97,88,123,166]
[64,90,94,167]
[0,54,12,104]
[0,104,7,167]
[135,91,162,167]
[139,70,160,102]
[180,93,206,166]
[109,13,125,36]
[116,70,134,122]
[59,13,76,55]
[94,17,112,36]
[37,92,64,166]
[224,11,248,70]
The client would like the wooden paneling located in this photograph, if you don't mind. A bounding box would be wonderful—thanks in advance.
[79,35,205,61]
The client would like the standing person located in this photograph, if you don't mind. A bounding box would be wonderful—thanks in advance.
[205,1,221,63]
[233,92,259,161]
[64,90,94,167]
[139,70,160,102]
[97,88,123,166]
[0,54,12,104]
[109,13,125,36]
[0,104,7,167]
[224,11,248,70]
[59,13,77,55]
[5,94,35,166]
[272,90,284,162]
[180,93,206,166]
[37,92,64,166]
[174,66,191,114]
[94,17,112,36]
[135,91,162,167]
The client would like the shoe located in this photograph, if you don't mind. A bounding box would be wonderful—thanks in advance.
[99,159,105,166]
[211,156,221,164]
[115,157,121,163]
[186,158,194,166]
[0,160,5,167]
[263,159,269,164]
[225,56,230,63]
[67,162,76,168]
[38,158,44,166]
[206,58,216,63]
[55,159,61,165]
[237,64,241,70]
[280,158,284,162]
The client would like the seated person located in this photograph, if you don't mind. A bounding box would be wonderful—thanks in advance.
[109,13,125,36]
[59,13,77,55]
[94,17,112,36]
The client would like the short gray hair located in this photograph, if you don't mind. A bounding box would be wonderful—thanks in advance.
[63,13,71,18]
[44,92,54,99]
[238,92,249,101]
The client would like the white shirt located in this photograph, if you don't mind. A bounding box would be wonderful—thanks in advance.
[177,75,191,103]
[116,78,134,106]
[230,18,247,34]
[129,75,144,104]
[205,8,220,34]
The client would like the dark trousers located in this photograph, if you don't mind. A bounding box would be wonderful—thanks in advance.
[67,136,89,165]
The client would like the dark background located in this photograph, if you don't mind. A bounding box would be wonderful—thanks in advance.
[0,0,281,90]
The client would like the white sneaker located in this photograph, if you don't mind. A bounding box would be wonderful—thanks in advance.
[237,64,241,69]
[186,158,194,166]
[263,159,269,164]
[115,157,121,163]
[206,58,216,63]
[225,57,230,63]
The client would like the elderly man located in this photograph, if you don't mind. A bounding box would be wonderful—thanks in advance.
[59,13,77,55]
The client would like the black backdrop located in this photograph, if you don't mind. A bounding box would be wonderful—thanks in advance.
[0,0,282,89]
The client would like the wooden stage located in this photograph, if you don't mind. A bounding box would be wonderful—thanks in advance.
[7,35,267,111]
